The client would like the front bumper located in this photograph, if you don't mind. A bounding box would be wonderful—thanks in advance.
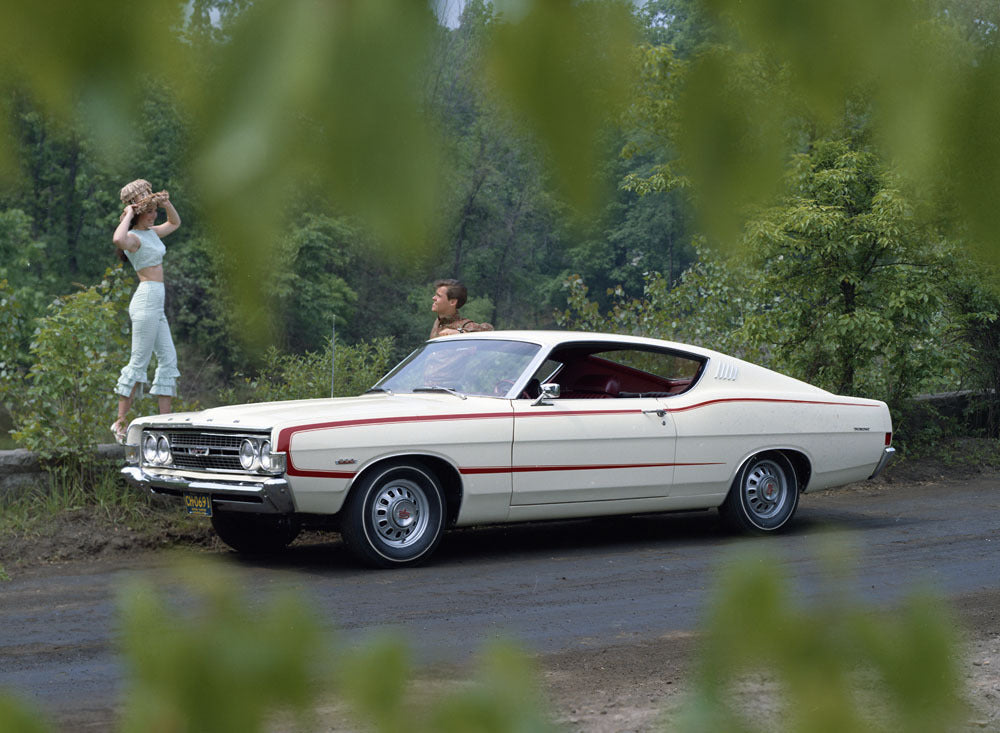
[868,446,896,480]
[121,465,295,514]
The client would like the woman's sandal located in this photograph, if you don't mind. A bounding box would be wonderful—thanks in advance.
[110,420,127,445]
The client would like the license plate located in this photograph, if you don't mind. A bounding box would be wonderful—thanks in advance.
[184,493,212,517]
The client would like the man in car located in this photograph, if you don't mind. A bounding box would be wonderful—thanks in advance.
[430,278,493,338]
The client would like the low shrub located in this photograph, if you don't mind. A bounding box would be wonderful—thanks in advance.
[216,336,395,405]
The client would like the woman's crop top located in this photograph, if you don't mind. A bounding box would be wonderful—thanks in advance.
[124,229,166,271]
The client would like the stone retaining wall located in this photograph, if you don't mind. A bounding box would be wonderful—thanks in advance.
[0,444,124,498]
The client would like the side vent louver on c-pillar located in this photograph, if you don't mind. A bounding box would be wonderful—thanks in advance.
[714,360,739,381]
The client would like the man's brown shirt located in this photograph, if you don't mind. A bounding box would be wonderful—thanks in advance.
[430,312,494,338]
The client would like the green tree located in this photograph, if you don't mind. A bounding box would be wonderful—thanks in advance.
[269,213,360,353]
[947,263,1000,434]
[557,240,759,361]
[637,0,718,55]
[0,278,31,381]
[562,135,962,407]
[739,138,957,402]
[675,0,1000,262]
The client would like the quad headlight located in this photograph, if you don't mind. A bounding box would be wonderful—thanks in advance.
[238,438,282,474]
[239,438,256,470]
[142,432,173,466]
[142,433,158,463]
[259,440,272,471]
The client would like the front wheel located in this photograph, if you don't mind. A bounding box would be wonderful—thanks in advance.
[211,511,301,554]
[340,461,446,568]
[719,452,799,533]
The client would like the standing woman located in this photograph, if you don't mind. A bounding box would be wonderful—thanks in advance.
[110,179,181,443]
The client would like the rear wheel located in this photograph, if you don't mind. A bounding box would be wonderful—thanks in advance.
[719,452,799,533]
[340,461,445,568]
[210,511,301,554]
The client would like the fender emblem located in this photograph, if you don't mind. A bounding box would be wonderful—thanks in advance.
[335,458,357,465]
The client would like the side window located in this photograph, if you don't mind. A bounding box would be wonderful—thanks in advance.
[531,359,563,384]
[518,359,563,400]
[591,348,704,397]
[599,349,701,381]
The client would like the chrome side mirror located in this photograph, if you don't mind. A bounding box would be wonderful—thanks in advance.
[532,382,560,406]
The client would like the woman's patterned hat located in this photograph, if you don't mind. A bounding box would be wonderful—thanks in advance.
[119,179,167,214]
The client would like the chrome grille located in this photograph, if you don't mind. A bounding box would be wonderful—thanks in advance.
[157,430,270,472]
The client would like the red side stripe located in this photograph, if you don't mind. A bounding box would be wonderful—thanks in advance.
[286,461,725,479]
[665,397,880,413]
[276,412,513,453]
[460,461,723,475]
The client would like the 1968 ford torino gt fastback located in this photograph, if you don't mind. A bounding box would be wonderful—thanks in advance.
[122,331,894,567]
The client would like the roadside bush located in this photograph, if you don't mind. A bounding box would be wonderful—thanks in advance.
[216,336,395,405]
[3,267,132,462]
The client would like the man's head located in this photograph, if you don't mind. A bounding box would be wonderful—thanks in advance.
[432,278,467,317]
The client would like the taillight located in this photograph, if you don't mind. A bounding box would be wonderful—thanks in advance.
[885,432,892,446]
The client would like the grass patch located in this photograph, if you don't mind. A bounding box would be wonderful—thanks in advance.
[0,463,215,574]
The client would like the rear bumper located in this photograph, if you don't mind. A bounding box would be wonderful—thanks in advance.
[121,465,295,514]
[868,446,896,480]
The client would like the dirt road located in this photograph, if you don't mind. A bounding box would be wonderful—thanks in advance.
[1,466,998,731]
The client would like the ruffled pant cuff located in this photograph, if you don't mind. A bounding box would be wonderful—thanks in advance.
[150,365,180,397]
[115,367,149,398]
[149,383,177,397]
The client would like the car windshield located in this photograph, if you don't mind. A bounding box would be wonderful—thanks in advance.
[375,339,541,397]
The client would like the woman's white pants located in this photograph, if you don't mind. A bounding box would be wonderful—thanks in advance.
[115,281,179,398]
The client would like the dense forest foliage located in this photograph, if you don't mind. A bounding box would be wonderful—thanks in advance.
[1,0,999,452]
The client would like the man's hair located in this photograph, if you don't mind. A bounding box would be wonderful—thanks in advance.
[434,278,467,308]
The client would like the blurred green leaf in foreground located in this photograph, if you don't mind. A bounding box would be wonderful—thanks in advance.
[679,545,963,733]
[117,559,323,733]
[114,558,554,733]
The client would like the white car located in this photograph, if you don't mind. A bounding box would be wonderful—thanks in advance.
[122,331,894,567]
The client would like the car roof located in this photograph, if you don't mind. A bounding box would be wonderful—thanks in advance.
[430,330,724,362]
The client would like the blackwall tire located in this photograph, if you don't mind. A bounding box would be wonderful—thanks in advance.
[720,452,799,533]
[210,511,301,554]
[340,461,445,568]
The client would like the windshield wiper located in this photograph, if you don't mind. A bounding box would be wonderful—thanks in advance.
[412,386,467,400]
[365,386,394,395]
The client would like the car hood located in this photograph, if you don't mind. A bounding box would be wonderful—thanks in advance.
[134,392,510,433]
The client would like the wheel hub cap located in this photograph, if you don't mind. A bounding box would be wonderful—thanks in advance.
[391,498,418,529]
